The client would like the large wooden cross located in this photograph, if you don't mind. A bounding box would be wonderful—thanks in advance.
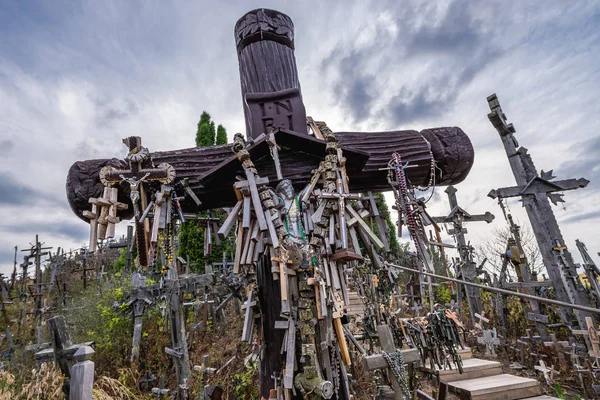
[431,185,494,325]
[487,94,593,332]
[362,324,420,400]
[64,9,479,399]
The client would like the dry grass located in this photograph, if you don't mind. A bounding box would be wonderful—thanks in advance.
[20,364,65,400]
[93,375,144,400]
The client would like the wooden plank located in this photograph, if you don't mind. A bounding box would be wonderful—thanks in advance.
[527,312,549,324]
[245,170,268,231]
[347,204,384,249]
[504,281,553,289]
[363,348,420,370]
[233,223,244,274]
[283,319,296,389]
[217,200,242,240]
[242,196,251,229]
[448,374,540,399]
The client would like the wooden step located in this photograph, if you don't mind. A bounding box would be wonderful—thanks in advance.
[448,373,541,400]
[522,396,561,400]
[458,346,472,360]
[437,358,502,382]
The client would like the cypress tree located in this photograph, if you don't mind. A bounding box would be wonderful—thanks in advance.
[195,111,216,147]
[184,112,232,272]
[216,124,228,145]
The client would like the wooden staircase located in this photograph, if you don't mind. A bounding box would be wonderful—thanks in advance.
[426,347,558,400]
[345,291,365,317]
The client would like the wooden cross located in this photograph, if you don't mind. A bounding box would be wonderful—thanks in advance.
[474,312,489,330]
[487,93,593,332]
[362,324,420,400]
[431,185,494,325]
[572,316,600,366]
[151,375,170,399]
[64,9,480,398]
[241,287,257,343]
[477,328,500,357]
[138,370,157,393]
[25,325,50,354]
[534,359,558,385]
[34,316,94,396]
[164,288,192,398]
[363,191,390,251]
[543,333,569,368]
[99,137,175,268]
[126,273,152,363]
[411,302,424,317]
[99,137,175,198]
[319,177,362,257]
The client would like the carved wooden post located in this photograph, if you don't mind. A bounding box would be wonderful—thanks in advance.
[235,8,305,139]
[70,346,95,400]
[165,287,192,397]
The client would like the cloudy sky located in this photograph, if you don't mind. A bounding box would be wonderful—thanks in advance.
[0,1,599,276]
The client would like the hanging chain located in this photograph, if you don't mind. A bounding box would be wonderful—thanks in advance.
[381,350,410,399]
[330,344,341,397]
[416,138,436,191]
[388,153,423,256]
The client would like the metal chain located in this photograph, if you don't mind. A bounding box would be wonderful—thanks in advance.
[381,350,410,399]
[330,344,341,398]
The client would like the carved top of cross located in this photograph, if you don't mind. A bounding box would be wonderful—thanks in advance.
[432,185,495,226]
[487,93,516,136]
[487,94,590,205]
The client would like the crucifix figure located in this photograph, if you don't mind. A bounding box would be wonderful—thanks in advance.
[276,179,305,244]
[120,172,150,215]
[431,185,494,326]
[487,94,593,332]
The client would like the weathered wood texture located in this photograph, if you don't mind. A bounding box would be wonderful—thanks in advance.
[66,127,473,220]
[235,9,302,138]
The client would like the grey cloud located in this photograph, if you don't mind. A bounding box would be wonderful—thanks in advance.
[562,210,600,224]
[558,136,600,191]
[93,97,140,128]
[402,0,482,56]
[321,0,503,125]
[0,248,16,266]
[2,220,88,244]
[388,86,446,126]
[0,140,15,156]
[0,171,42,205]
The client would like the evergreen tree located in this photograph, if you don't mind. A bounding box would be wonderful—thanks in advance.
[195,111,216,147]
[183,112,232,272]
[216,124,228,145]
[375,192,401,254]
